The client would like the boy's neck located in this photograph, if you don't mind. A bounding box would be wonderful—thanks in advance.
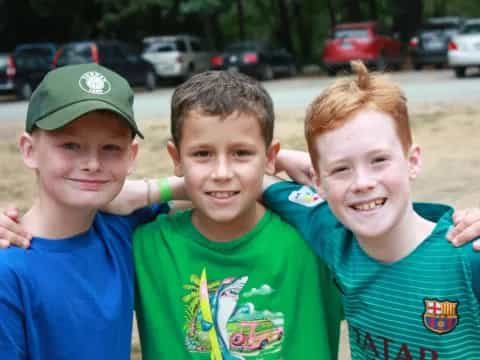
[356,205,436,263]
[22,199,96,239]
[191,202,266,243]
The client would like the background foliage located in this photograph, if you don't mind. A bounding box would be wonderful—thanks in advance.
[1,0,480,64]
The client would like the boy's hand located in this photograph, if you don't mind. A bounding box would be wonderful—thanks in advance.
[275,149,315,187]
[0,207,31,248]
[447,208,480,250]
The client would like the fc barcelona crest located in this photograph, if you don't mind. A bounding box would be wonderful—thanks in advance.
[423,298,459,334]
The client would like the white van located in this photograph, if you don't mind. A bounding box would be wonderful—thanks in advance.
[142,35,211,81]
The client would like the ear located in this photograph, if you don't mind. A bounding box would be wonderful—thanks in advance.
[167,140,183,176]
[313,171,327,199]
[126,140,139,174]
[265,139,280,175]
[19,132,37,169]
[407,144,422,181]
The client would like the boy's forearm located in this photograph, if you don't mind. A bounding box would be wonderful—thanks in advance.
[103,176,188,215]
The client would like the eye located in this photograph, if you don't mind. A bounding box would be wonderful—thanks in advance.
[61,143,80,150]
[192,150,210,158]
[103,144,122,152]
[233,149,253,157]
[331,166,349,175]
[372,156,388,164]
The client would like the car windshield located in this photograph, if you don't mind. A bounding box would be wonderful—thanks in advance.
[461,23,480,34]
[334,28,369,38]
[15,48,53,57]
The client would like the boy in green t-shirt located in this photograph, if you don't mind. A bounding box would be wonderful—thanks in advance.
[132,70,343,359]
[262,61,480,358]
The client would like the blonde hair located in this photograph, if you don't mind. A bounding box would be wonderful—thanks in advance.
[305,61,411,172]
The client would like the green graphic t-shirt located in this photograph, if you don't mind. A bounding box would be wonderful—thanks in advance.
[133,209,343,360]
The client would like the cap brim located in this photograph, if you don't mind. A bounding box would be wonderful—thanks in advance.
[34,100,144,139]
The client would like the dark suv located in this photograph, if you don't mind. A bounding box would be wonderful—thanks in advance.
[409,17,464,69]
[54,40,157,91]
[0,43,56,100]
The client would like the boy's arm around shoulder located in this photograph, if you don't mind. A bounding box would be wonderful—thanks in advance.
[262,175,343,259]
[0,254,27,357]
[102,176,188,215]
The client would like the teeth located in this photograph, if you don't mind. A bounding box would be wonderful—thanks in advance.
[209,192,236,198]
[353,199,385,211]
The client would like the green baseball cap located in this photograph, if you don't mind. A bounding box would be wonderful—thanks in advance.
[26,63,143,138]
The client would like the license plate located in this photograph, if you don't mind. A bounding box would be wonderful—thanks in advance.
[227,66,239,72]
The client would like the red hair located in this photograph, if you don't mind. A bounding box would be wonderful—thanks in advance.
[305,61,411,173]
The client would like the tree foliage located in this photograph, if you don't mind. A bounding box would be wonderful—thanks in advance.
[1,0,480,63]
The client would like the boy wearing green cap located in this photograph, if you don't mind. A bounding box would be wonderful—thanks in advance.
[0,63,173,359]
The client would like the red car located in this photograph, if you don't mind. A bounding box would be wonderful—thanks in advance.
[322,21,403,76]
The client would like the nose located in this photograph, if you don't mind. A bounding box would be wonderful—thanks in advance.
[351,167,376,193]
[211,155,233,180]
[81,150,101,172]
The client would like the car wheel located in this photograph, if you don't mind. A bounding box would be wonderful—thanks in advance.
[259,339,268,349]
[326,67,337,77]
[261,64,274,81]
[376,53,386,72]
[17,82,33,100]
[287,64,297,77]
[413,63,422,70]
[454,67,466,78]
[144,71,156,91]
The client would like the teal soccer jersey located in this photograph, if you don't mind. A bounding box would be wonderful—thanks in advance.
[263,181,480,360]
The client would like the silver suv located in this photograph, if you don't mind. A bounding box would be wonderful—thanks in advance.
[142,35,211,81]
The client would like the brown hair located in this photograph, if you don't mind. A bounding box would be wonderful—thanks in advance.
[305,61,411,172]
[170,71,274,147]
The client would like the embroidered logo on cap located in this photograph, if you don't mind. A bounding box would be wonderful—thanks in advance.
[79,71,111,95]
[288,186,324,207]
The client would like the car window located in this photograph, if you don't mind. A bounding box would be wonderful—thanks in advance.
[190,39,202,52]
[176,40,187,52]
[57,44,92,66]
[461,23,480,34]
[144,42,177,53]
[334,28,369,38]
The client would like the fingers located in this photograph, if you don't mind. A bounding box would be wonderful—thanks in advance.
[0,212,31,249]
[448,208,480,249]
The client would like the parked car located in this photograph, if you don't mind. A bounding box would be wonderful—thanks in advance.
[209,41,297,80]
[322,21,402,76]
[53,40,157,91]
[142,35,211,81]
[409,17,464,69]
[0,43,56,100]
[448,18,480,78]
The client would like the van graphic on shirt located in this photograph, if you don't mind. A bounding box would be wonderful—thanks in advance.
[183,271,285,358]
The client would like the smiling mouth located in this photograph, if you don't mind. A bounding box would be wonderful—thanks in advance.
[206,191,239,199]
[351,198,386,211]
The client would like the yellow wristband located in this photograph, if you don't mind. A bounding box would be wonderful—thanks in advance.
[158,178,172,202]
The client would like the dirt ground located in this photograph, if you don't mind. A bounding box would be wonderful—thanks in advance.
[0,100,479,359]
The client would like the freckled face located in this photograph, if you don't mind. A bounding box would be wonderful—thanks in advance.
[314,110,419,241]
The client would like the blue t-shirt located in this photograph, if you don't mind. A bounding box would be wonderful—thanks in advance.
[0,204,168,360]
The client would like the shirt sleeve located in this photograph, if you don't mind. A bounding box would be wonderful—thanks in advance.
[0,259,26,359]
[263,181,345,260]
[467,245,480,303]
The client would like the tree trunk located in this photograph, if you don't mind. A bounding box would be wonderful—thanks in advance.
[277,0,293,53]
[325,0,336,28]
[368,0,377,20]
[236,0,246,41]
[344,0,362,22]
[292,0,309,65]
